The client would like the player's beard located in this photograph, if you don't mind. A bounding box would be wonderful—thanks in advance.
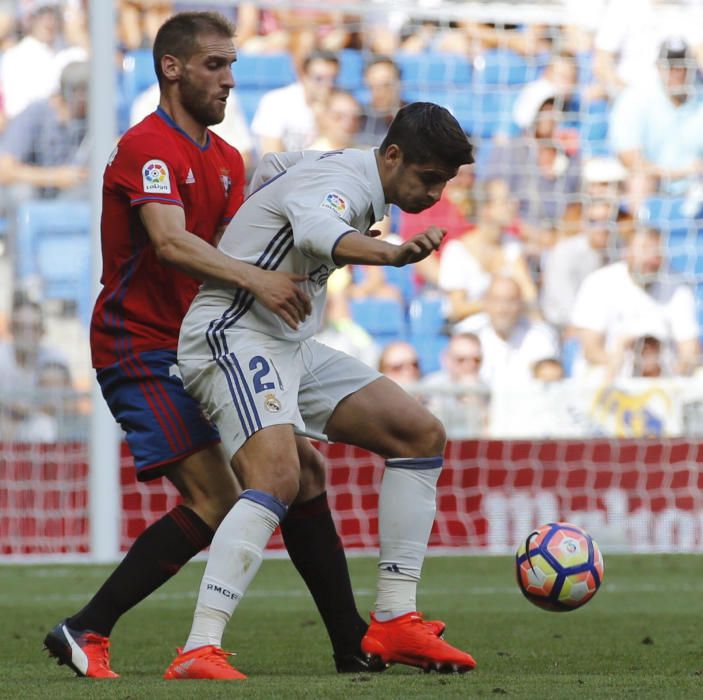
[180,75,227,127]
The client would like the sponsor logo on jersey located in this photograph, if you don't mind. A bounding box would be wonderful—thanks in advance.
[185,167,195,184]
[264,393,282,413]
[320,191,348,217]
[142,160,171,193]
[308,264,331,287]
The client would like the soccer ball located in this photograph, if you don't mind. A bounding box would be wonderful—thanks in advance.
[515,522,604,612]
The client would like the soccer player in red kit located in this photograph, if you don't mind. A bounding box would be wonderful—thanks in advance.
[44,11,377,679]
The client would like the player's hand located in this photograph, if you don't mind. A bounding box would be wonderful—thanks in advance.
[250,269,311,330]
[390,226,446,266]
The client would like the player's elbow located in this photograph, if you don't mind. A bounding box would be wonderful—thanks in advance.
[152,234,183,265]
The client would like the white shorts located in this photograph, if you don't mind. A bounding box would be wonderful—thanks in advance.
[179,329,381,459]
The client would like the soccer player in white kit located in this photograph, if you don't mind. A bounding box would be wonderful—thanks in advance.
[167,102,476,677]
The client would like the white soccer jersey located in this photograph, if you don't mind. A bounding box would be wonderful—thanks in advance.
[179,148,388,359]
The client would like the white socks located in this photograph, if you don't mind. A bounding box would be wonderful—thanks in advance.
[375,457,442,620]
[183,490,286,652]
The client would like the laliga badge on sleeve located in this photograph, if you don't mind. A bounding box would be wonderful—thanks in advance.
[320,191,349,218]
[142,159,171,194]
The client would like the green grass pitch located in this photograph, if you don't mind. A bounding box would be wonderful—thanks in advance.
[2,554,701,699]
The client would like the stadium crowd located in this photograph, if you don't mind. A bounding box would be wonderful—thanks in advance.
[1,0,703,439]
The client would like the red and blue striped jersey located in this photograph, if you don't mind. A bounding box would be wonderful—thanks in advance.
[91,107,245,368]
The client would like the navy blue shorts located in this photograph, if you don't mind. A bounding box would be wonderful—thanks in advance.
[97,349,220,481]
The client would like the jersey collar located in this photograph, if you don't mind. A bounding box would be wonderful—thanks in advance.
[362,148,389,223]
[155,106,211,151]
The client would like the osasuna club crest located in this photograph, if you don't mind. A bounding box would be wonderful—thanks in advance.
[220,169,231,195]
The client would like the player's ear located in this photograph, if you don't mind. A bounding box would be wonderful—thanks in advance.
[383,143,402,168]
[160,53,183,82]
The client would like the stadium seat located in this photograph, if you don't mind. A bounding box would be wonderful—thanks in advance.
[472,49,543,86]
[412,333,449,375]
[15,201,92,325]
[237,88,269,124]
[337,49,364,91]
[122,49,156,109]
[579,99,610,157]
[408,297,445,336]
[395,52,472,89]
[350,265,415,302]
[349,298,406,339]
[641,197,701,276]
[233,52,295,89]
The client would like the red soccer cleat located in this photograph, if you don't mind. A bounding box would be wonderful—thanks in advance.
[163,645,247,680]
[44,620,119,678]
[361,612,476,673]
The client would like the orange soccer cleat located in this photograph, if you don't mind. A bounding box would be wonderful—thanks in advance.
[361,612,476,673]
[163,645,247,680]
[44,620,119,678]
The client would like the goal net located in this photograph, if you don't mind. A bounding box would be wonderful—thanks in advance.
[2,1,703,561]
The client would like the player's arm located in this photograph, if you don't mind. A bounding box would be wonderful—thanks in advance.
[140,202,311,329]
[332,226,446,267]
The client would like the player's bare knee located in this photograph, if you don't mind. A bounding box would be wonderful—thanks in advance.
[268,465,301,505]
[398,410,446,457]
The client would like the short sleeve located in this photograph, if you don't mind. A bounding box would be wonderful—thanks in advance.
[108,134,183,208]
[282,181,363,265]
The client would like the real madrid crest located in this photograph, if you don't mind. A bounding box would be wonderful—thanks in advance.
[264,393,282,413]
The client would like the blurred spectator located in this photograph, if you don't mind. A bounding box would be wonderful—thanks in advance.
[0,295,73,440]
[541,198,616,330]
[482,94,581,264]
[632,335,664,378]
[310,88,362,151]
[420,332,489,438]
[130,82,255,168]
[251,49,339,153]
[0,60,88,202]
[378,340,422,387]
[0,2,86,120]
[118,0,172,51]
[533,357,565,382]
[582,156,627,199]
[277,6,359,69]
[593,0,703,93]
[439,178,536,325]
[457,275,561,388]
[398,162,476,288]
[512,51,579,132]
[315,268,380,369]
[357,55,404,147]
[609,38,703,205]
[570,227,700,380]
[16,360,84,441]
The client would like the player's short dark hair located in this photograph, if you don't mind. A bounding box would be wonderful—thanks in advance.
[153,11,235,86]
[379,102,473,170]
